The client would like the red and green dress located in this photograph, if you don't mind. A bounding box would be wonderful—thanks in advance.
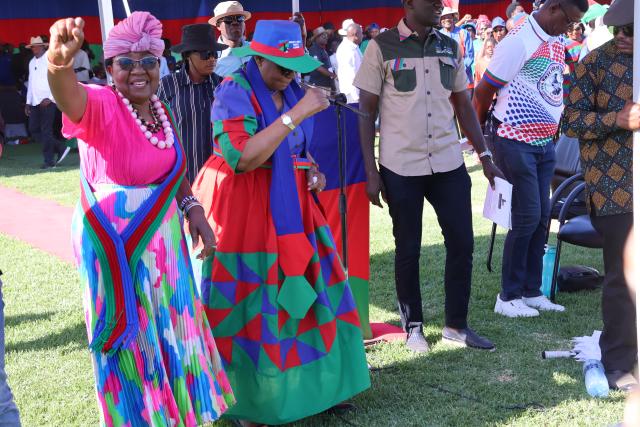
[192,61,370,425]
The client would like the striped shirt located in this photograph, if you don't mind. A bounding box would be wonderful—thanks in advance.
[158,67,221,182]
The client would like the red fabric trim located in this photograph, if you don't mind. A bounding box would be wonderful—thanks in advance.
[249,40,305,58]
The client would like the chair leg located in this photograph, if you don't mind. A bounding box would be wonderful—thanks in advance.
[550,240,563,303]
[486,223,497,272]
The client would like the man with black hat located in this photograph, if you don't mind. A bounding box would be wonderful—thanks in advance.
[563,0,638,392]
[158,24,228,182]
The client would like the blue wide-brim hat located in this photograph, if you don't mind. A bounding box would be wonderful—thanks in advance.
[232,20,322,73]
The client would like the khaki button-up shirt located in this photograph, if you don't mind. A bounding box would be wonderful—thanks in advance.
[354,19,468,176]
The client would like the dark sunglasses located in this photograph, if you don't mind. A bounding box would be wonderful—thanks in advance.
[192,50,218,60]
[220,15,246,25]
[114,56,159,71]
[613,25,633,38]
[276,63,294,78]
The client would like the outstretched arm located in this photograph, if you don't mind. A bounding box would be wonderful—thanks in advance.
[47,17,87,123]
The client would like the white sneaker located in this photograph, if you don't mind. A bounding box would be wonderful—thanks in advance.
[494,295,540,318]
[523,295,566,312]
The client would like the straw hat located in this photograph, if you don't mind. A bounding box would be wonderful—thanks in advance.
[441,7,459,18]
[208,1,252,26]
[26,36,48,48]
[310,26,328,42]
[338,19,355,36]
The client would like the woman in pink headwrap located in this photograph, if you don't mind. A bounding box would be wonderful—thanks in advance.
[46,12,234,426]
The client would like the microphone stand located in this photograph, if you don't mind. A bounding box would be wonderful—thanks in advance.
[328,93,368,277]
[301,83,369,277]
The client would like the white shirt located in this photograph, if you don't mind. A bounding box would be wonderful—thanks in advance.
[215,38,250,78]
[159,57,171,79]
[73,50,91,83]
[336,38,363,103]
[26,54,54,106]
[485,15,565,146]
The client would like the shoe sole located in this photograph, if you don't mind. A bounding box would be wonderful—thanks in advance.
[523,305,566,312]
[494,308,539,318]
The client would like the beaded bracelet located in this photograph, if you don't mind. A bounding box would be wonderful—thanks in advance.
[179,195,198,212]
[184,201,203,220]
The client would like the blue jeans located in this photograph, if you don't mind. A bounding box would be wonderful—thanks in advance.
[492,136,556,301]
[0,278,20,426]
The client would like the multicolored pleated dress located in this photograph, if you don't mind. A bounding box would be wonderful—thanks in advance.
[191,59,370,425]
[64,84,234,426]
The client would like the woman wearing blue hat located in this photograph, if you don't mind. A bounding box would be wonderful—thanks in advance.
[192,20,371,426]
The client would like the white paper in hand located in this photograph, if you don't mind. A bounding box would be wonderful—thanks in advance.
[483,177,513,230]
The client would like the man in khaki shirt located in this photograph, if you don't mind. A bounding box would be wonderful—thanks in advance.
[355,0,503,353]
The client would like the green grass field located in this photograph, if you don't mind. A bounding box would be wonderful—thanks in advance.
[0,143,626,426]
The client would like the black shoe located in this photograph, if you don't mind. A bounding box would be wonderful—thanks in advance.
[442,326,496,351]
[606,370,639,392]
[406,328,430,353]
[325,402,357,416]
[39,163,54,170]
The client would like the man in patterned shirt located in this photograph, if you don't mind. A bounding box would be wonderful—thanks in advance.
[563,3,639,391]
[473,0,587,318]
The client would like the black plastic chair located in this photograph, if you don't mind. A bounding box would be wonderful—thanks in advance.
[486,173,588,273]
[545,177,603,302]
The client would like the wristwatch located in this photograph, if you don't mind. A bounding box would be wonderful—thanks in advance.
[478,149,493,160]
[281,114,296,131]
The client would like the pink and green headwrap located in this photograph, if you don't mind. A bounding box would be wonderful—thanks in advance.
[103,11,164,60]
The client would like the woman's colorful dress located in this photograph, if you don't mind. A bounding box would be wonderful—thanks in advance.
[64,84,234,426]
[192,61,370,426]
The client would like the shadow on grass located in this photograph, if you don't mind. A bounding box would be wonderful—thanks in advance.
[355,232,608,425]
[7,320,86,353]
[0,143,79,178]
[5,311,56,328]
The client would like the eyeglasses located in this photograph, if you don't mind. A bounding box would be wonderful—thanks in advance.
[613,24,633,37]
[192,50,218,60]
[114,56,159,71]
[492,26,506,33]
[220,15,246,25]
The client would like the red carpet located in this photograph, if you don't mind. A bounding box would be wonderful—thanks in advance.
[0,186,74,264]
[364,322,406,346]
[0,185,406,344]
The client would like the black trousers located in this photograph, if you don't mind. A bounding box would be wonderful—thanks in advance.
[591,212,636,374]
[380,164,473,332]
[29,102,64,166]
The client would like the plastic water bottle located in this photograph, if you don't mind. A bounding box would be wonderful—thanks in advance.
[583,359,610,398]
[540,245,557,297]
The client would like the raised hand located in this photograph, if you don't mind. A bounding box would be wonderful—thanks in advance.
[48,17,85,67]
[296,86,330,119]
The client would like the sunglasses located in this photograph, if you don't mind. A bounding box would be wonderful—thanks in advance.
[613,25,633,38]
[191,50,218,60]
[220,15,246,25]
[114,56,159,71]
[276,63,294,78]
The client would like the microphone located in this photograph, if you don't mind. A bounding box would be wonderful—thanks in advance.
[300,81,369,118]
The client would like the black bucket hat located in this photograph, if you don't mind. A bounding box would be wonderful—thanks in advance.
[171,23,228,53]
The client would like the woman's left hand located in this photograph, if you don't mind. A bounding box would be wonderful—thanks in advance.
[186,206,217,259]
[307,166,326,193]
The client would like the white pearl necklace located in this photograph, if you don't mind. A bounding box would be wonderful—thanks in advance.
[115,89,174,150]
